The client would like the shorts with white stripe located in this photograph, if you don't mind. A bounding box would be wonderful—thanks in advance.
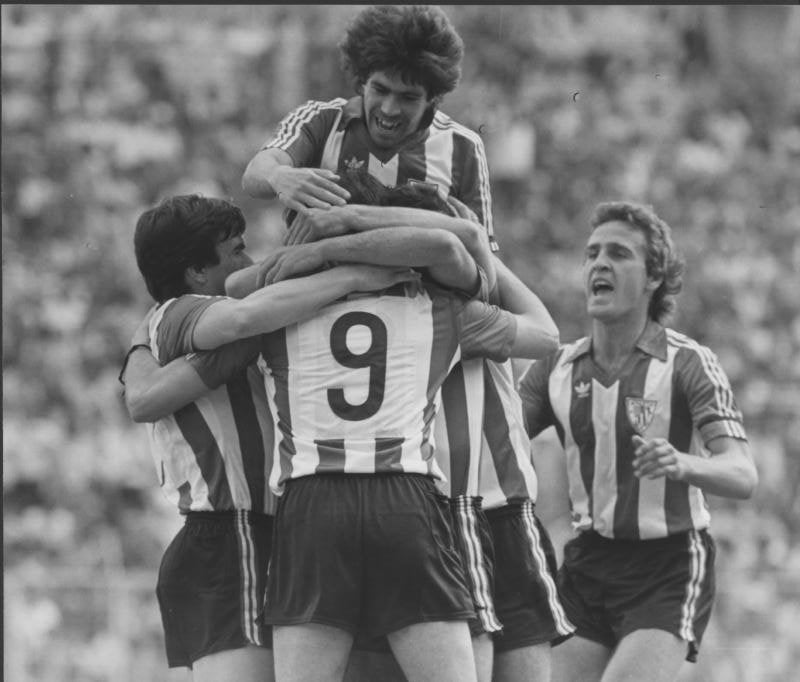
[486,500,575,652]
[156,510,273,668]
[450,495,503,636]
[557,528,716,662]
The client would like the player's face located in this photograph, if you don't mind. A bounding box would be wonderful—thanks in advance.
[205,234,252,295]
[582,221,658,323]
[363,70,433,150]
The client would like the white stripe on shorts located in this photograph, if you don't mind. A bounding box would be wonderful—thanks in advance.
[521,501,575,636]
[235,510,262,646]
[680,530,707,643]
[454,496,502,633]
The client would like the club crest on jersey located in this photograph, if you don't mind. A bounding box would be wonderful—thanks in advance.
[574,381,591,399]
[344,156,365,171]
[625,397,658,434]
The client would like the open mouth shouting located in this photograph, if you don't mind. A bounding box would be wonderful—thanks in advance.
[590,277,615,298]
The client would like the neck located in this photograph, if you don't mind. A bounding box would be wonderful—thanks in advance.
[591,312,650,373]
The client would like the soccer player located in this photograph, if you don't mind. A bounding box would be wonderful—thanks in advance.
[518,201,758,682]
[241,4,496,251]
[120,194,413,682]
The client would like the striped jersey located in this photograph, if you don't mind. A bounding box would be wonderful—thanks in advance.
[263,96,497,251]
[257,282,516,493]
[147,295,278,515]
[518,321,748,540]
[476,358,540,510]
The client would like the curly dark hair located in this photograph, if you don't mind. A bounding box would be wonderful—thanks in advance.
[337,168,453,217]
[134,194,246,303]
[338,5,464,99]
[589,201,685,323]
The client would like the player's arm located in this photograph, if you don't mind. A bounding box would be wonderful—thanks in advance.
[286,204,496,291]
[518,356,559,438]
[123,352,210,423]
[632,435,757,499]
[242,148,349,210]
[194,263,416,350]
[493,258,559,359]
[256,227,480,295]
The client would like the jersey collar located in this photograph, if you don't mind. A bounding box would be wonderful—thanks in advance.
[562,319,668,365]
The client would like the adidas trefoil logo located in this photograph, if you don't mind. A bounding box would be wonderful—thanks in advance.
[344,156,365,171]
[574,381,591,399]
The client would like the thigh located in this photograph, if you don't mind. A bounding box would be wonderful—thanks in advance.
[493,643,551,682]
[193,645,274,682]
[601,629,686,682]
[551,635,610,682]
[388,620,477,682]
[274,623,354,682]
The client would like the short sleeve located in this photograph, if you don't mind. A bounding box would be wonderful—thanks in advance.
[457,300,516,363]
[675,344,748,443]
[186,338,263,390]
[262,99,347,168]
[518,356,558,438]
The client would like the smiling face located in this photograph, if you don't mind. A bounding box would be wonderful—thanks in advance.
[362,70,433,149]
[582,220,661,324]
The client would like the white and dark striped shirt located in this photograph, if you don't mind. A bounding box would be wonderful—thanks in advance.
[147,295,278,515]
[263,96,497,251]
[258,282,516,493]
[519,321,748,540]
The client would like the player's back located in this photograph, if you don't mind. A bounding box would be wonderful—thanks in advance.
[259,283,465,491]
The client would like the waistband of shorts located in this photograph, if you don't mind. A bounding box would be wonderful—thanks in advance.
[182,510,273,527]
[483,499,535,520]
[572,527,710,548]
[286,472,436,485]
[448,494,484,511]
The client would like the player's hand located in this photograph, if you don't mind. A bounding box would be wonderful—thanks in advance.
[349,265,420,292]
[446,195,480,223]
[129,304,157,347]
[272,167,350,212]
[285,207,351,246]
[632,435,689,482]
[257,245,325,286]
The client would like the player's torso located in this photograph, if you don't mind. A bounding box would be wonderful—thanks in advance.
[548,341,709,539]
[260,286,463,484]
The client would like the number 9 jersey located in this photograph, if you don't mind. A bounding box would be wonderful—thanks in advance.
[258,280,517,494]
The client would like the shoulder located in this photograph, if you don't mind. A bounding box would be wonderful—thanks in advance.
[430,110,485,149]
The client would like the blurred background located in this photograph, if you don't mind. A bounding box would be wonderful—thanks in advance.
[3,5,799,681]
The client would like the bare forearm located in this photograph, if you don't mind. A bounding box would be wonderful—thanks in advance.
[195,267,365,349]
[242,148,290,199]
[316,227,478,291]
[123,349,175,422]
[343,205,495,287]
[681,449,758,499]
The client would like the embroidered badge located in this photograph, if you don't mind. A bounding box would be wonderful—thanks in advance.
[574,381,591,399]
[625,397,658,435]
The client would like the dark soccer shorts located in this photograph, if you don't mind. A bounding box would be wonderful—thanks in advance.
[449,495,502,636]
[263,473,475,638]
[486,500,575,652]
[557,528,716,662]
[156,510,273,668]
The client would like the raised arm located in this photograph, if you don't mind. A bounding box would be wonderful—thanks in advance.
[493,258,560,359]
[255,227,480,296]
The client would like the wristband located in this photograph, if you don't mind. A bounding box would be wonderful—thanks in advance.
[118,343,152,386]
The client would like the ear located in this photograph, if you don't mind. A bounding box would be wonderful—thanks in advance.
[645,274,662,294]
[185,264,207,288]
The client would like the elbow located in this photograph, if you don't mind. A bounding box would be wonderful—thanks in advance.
[126,392,157,423]
[739,463,759,500]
